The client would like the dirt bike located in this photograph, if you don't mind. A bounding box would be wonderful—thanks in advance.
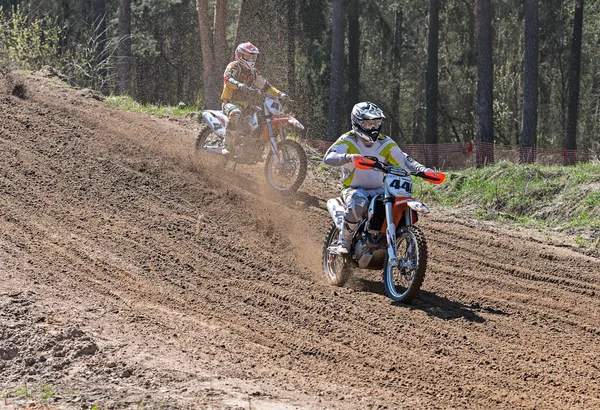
[322,156,446,303]
[195,90,307,192]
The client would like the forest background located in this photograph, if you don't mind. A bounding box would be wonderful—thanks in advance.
[0,0,598,167]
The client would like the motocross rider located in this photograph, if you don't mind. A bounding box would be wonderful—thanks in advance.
[220,42,289,155]
[323,101,432,254]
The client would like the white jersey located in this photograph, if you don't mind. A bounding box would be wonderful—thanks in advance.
[323,131,427,189]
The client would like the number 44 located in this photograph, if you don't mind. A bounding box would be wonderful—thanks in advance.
[390,178,412,194]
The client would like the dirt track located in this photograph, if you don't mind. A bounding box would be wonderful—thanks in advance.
[1,71,600,409]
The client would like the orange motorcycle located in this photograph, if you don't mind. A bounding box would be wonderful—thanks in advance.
[322,156,446,302]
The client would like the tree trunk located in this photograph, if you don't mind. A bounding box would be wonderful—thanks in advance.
[94,0,107,94]
[564,0,584,166]
[475,0,495,167]
[117,0,132,95]
[213,0,228,74]
[520,0,539,164]
[235,0,259,45]
[286,0,297,97]
[347,0,360,128]
[59,0,70,52]
[391,10,403,142]
[512,58,521,146]
[235,0,280,80]
[426,0,440,168]
[195,0,224,109]
[326,0,345,141]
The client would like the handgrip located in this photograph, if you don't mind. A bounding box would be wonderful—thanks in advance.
[352,155,378,169]
[415,170,446,184]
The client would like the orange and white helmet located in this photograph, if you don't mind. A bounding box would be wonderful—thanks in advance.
[235,42,259,69]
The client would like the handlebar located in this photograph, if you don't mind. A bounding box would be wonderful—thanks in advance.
[353,155,382,170]
[242,86,293,103]
[353,155,446,184]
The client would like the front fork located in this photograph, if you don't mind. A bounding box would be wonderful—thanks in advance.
[384,197,399,267]
[265,117,282,165]
[384,193,415,268]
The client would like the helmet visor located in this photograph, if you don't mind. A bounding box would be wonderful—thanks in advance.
[359,118,382,130]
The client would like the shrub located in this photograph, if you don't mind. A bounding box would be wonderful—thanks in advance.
[0,5,64,71]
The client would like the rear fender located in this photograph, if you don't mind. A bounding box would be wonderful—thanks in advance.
[201,110,228,138]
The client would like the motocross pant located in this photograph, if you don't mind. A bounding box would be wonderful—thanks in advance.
[222,102,243,148]
[339,186,385,244]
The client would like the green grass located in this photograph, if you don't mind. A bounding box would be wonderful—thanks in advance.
[15,386,28,397]
[37,385,54,402]
[106,95,197,118]
[5,383,55,403]
[415,160,600,248]
[3,384,102,408]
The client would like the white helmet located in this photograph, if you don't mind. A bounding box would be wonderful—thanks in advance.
[351,101,386,144]
[235,42,259,69]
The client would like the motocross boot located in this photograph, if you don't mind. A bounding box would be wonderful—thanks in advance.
[332,221,356,254]
[222,113,241,156]
[221,130,233,156]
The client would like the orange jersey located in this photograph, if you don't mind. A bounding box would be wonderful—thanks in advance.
[221,61,280,103]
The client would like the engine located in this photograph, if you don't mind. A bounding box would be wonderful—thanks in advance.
[353,195,388,269]
[353,231,387,269]
[232,112,263,164]
[232,133,263,164]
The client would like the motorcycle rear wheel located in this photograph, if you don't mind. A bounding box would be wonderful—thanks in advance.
[195,126,226,159]
[264,140,307,192]
[322,223,351,287]
[382,225,427,303]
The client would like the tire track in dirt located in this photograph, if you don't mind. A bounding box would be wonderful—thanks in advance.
[425,219,600,337]
[2,72,600,409]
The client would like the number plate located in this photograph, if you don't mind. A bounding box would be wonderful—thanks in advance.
[385,173,413,196]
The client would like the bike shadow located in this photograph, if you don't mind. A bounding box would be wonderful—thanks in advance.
[352,278,491,323]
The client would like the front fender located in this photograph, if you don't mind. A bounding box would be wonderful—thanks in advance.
[380,196,427,232]
[272,115,305,131]
[406,199,430,215]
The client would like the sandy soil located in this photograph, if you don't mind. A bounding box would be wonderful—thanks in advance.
[1,70,599,410]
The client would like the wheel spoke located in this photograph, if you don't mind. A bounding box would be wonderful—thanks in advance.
[264,140,307,192]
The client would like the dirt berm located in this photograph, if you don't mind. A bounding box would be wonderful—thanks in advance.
[1,71,599,409]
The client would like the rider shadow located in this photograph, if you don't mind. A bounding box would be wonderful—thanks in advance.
[352,278,491,323]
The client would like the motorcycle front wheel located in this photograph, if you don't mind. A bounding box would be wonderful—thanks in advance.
[264,140,307,192]
[382,225,427,303]
[322,223,351,287]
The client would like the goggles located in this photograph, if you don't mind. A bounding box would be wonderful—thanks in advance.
[241,53,258,63]
[359,118,382,130]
